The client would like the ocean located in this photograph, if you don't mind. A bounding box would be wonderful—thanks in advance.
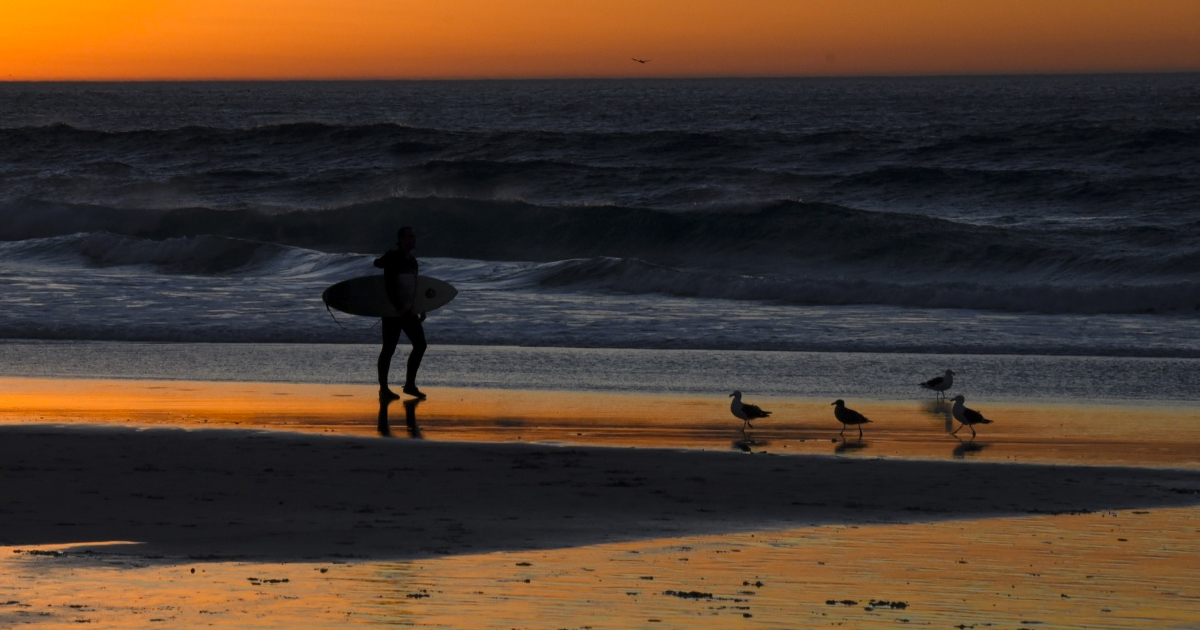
[2,75,1199,360]
[6,76,1200,630]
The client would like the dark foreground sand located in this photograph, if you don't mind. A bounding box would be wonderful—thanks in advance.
[3,425,1199,561]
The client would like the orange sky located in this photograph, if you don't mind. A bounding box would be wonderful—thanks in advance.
[3,0,1199,80]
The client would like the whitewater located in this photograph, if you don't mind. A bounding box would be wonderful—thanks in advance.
[1,76,1198,357]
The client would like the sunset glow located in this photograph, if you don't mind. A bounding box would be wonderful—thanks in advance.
[3,0,1198,80]
[3,378,1198,467]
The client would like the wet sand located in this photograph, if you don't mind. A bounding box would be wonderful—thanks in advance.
[6,507,1199,628]
[3,377,1199,467]
[3,422,1200,561]
[3,377,1200,627]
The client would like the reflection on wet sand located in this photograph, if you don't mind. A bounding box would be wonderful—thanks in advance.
[920,398,954,433]
[834,438,869,455]
[731,434,768,453]
[952,438,988,459]
[378,397,423,438]
[3,377,1200,628]
[2,377,1200,468]
[5,506,1199,629]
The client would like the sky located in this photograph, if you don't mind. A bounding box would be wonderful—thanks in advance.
[3,0,1199,80]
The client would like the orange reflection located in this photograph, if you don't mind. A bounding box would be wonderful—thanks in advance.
[0,377,369,427]
[4,377,1200,469]
[4,507,1199,628]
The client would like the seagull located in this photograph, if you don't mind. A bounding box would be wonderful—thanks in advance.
[950,395,993,439]
[920,369,955,399]
[831,399,872,439]
[729,391,771,430]
[632,58,651,64]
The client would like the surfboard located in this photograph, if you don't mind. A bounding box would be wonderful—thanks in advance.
[322,274,458,318]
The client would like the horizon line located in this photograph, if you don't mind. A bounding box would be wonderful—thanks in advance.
[3,69,1199,83]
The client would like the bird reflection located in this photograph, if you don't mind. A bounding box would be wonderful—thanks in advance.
[834,437,869,455]
[920,399,954,433]
[952,436,988,459]
[732,434,769,453]
[378,397,423,438]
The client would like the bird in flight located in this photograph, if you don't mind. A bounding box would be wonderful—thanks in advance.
[632,58,651,64]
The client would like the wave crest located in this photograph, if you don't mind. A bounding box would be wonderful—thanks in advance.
[4,198,1199,282]
[0,232,363,276]
[520,256,1200,315]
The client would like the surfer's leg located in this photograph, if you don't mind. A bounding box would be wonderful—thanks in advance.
[378,317,403,397]
[401,315,427,396]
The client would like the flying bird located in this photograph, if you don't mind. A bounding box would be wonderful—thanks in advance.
[729,391,771,430]
[920,369,955,399]
[632,58,651,64]
[831,399,872,439]
[950,394,993,439]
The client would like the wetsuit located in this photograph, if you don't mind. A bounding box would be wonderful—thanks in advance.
[373,249,427,392]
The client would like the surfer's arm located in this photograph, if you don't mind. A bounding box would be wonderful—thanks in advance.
[382,267,406,312]
[375,251,406,312]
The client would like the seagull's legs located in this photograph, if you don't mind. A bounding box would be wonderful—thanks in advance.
[839,424,846,437]
[969,424,977,439]
[951,423,961,435]
[857,424,863,440]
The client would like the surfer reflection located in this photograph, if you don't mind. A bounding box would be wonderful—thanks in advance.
[377,397,423,439]
[375,226,428,401]
[377,398,392,436]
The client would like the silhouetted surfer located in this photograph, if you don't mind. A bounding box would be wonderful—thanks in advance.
[375,226,427,400]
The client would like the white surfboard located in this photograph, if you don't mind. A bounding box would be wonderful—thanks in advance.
[322,274,457,318]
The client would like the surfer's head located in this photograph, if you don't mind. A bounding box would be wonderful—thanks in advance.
[397,226,416,252]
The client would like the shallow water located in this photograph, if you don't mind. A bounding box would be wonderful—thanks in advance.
[4,342,1200,628]
[3,341,1200,403]
[3,377,1200,470]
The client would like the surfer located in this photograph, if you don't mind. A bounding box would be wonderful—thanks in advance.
[374,226,428,400]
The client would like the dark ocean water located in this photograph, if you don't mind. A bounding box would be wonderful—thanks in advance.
[1,76,1198,355]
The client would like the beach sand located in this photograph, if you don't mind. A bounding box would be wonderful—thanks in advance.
[3,377,1200,627]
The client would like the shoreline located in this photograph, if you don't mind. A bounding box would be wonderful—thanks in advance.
[7,336,1200,359]
[4,341,1200,404]
[3,376,1200,469]
[3,423,1200,562]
